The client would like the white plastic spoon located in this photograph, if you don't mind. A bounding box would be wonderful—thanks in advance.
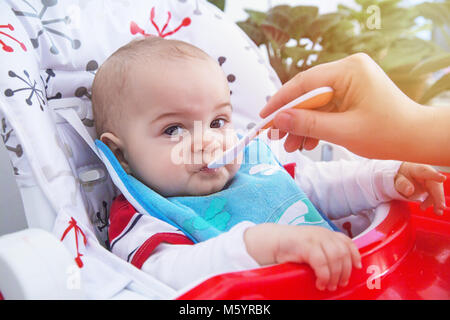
[207,86,334,169]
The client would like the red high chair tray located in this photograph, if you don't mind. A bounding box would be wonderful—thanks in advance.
[177,173,450,300]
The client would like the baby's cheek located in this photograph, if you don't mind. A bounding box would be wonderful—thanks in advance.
[147,165,189,196]
[224,129,239,149]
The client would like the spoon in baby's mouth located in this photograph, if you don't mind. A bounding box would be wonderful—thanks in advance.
[207,87,334,169]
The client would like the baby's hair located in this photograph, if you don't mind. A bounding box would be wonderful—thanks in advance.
[92,36,211,138]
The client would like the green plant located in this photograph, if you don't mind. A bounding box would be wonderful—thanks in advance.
[237,0,450,103]
[207,0,225,11]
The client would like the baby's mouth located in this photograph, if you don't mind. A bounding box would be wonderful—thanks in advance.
[199,165,219,174]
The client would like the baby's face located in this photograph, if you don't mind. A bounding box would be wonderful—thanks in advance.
[112,57,241,197]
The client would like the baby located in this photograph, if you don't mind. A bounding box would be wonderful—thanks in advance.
[92,37,446,292]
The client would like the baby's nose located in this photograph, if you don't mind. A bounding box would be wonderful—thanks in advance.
[191,128,222,154]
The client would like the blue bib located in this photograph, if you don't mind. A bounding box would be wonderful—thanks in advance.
[96,138,336,243]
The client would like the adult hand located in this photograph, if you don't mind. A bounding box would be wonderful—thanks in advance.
[260,53,450,165]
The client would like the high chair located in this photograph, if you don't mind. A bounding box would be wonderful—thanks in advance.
[0,0,448,300]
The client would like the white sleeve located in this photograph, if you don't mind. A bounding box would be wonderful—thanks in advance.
[141,221,260,291]
[294,157,407,219]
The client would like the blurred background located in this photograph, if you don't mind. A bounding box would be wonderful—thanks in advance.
[208,0,450,106]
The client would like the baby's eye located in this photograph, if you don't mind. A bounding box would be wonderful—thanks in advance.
[210,118,226,129]
[164,125,184,136]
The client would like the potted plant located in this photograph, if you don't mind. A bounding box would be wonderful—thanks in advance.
[237,0,450,104]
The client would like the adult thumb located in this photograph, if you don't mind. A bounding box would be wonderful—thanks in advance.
[273,109,348,143]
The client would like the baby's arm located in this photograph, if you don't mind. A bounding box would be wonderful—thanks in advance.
[141,221,259,290]
[293,156,405,219]
[244,223,361,291]
[143,221,361,292]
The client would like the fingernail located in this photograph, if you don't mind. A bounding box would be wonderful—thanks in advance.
[404,186,413,196]
[274,112,293,131]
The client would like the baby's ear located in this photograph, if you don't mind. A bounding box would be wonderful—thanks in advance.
[100,132,132,173]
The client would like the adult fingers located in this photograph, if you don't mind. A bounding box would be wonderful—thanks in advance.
[302,137,319,151]
[284,134,304,153]
[260,59,344,118]
[267,128,287,140]
[272,108,354,145]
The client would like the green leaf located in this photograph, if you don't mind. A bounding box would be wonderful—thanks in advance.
[410,53,450,76]
[281,46,312,63]
[268,5,292,17]
[237,21,267,46]
[261,23,290,47]
[435,25,450,48]
[378,7,416,31]
[337,4,357,15]
[265,9,291,32]
[322,20,356,49]
[243,9,267,26]
[290,5,318,20]
[380,38,437,71]
[419,73,450,104]
[307,13,343,41]
[415,2,450,26]
[288,15,315,40]
[206,0,225,11]
[315,52,349,65]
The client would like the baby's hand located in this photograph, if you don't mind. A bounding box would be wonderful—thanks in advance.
[244,224,362,291]
[394,162,447,215]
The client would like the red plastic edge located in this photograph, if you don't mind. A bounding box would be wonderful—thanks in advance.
[176,172,450,300]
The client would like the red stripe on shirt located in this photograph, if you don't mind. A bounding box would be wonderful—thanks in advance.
[109,194,138,243]
[283,162,296,179]
[131,232,194,269]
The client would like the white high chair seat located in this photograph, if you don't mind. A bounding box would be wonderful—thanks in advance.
[0,0,286,299]
[0,0,366,299]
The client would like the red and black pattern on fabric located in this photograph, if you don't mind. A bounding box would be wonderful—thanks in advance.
[109,194,194,267]
[0,23,27,53]
[283,162,296,179]
[130,232,193,269]
[41,68,61,101]
[3,66,67,111]
[61,217,87,268]
[108,194,139,244]
[73,60,98,127]
[1,117,23,173]
[342,221,353,238]
[217,56,236,95]
[130,7,191,38]
[11,0,81,55]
